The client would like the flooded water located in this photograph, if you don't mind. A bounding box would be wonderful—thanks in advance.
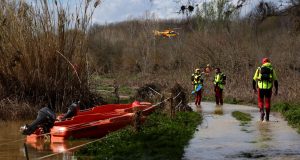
[0,121,89,160]
[184,102,300,160]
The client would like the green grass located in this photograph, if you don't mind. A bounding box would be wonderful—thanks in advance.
[75,111,202,160]
[91,75,135,98]
[272,103,300,133]
[232,111,252,122]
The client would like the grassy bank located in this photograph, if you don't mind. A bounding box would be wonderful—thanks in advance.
[272,103,300,133]
[75,111,202,160]
[232,111,252,126]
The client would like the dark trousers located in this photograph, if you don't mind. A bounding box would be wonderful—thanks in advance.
[215,86,223,105]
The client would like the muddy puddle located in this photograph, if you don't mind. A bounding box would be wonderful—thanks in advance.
[0,121,89,160]
[184,102,300,160]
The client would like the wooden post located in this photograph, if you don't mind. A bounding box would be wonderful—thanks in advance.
[169,97,174,118]
[113,81,120,104]
[133,110,142,132]
[24,143,29,160]
[160,94,165,109]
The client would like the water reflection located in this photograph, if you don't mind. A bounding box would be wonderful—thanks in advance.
[195,105,202,113]
[0,121,88,159]
[258,122,272,140]
[213,105,223,115]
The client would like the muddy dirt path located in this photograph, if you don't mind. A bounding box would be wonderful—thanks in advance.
[183,102,300,160]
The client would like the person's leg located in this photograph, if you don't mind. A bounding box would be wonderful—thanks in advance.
[258,89,265,121]
[195,91,200,105]
[198,89,203,105]
[215,86,220,105]
[220,89,223,105]
[24,112,46,135]
[265,89,272,121]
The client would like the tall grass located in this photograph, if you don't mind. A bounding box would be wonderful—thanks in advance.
[0,0,101,118]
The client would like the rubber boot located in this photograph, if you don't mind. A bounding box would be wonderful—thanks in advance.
[260,109,265,121]
[266,108,270,121]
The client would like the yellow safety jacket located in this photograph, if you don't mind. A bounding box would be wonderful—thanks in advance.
[214,73,225,89]
[192,73,204,90]
[253,62,277,89]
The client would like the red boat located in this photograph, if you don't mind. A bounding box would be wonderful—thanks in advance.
[50,104,156,142]
[55,101,151,126]
[26,101,155,143]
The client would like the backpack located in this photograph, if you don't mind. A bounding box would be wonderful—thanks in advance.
[260,66,272,81]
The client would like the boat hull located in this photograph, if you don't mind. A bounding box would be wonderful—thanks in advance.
[26,101,154,143]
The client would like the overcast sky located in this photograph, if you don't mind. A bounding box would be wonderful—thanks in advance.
[27,0,288,25]
[91,0,287,24]
[92,0,180,24]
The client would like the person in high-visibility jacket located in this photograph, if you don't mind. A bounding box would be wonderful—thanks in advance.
[191,68,204,106]
[214,68,226,105]
[253,58,278,122]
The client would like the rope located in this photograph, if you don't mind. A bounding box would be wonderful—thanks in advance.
[152,98,171,107]
[36,138,102,160]
[175,100,182,109]
[173,92,182,100]
[148,87,162,96]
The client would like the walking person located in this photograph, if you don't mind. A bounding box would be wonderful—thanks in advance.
[191,68,204,106]
[253,58,278,122]
[214,68,226,105]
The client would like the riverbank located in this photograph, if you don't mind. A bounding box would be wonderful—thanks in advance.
[75,111,202,160]
[0,98,37,120]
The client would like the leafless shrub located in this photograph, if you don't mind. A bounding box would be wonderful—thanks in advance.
[170,83,192,112]
[134,83,161,103]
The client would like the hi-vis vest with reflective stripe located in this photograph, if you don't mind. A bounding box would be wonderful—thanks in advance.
[253,63,277,89]
[214,73,225,89]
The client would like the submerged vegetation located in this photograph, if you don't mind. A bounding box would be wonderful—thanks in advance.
[272,103,300,133]
[232,111,252,126]
[76,111,202,160]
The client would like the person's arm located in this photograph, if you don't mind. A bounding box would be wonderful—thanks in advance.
[272,69,278,95]
[62,103,77,120]
[274,80,278,95]
[191,74,195,85]
[252,80,257,93]
[253,68,259,93]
